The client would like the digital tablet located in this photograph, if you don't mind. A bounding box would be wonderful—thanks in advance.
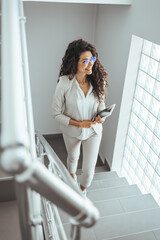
[92,104,116,121]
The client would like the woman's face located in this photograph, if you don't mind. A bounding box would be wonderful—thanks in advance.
[77,51,96,76]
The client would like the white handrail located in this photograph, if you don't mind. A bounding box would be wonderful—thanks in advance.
[19,0,37,161]
[1,0,99,239]
[1,0,31,175]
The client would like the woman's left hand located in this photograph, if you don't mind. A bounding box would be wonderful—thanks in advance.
[95,115,105,124]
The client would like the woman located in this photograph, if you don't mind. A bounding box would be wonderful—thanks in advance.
[52,39,108,196]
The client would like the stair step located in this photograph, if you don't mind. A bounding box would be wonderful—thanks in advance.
[106,229,160,240]
[59,193,157,224]
[94,193,158,218]
[88,184,141,202]
[77,171,119,181]
[0,177,16,202]
[88,177,128,190]
[92,207,160,240]
[0,201,21,240]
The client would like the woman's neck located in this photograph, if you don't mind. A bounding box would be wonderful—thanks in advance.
[76,73,87,84]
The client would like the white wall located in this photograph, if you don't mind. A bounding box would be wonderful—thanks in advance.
[24,0,160,168]
[95,0,160,167]
[24,2,97,134]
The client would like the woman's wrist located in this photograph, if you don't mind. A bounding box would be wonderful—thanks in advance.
[69,119,81,128]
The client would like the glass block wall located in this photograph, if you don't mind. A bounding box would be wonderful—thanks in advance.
[121,39,160,205]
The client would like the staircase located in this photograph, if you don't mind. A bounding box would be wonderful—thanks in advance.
[59,167,160,240]
[1,165,160,240]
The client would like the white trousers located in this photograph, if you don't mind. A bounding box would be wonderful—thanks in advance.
[63,132,102,188]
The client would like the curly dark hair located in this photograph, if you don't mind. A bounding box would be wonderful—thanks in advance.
[59,39,108,102]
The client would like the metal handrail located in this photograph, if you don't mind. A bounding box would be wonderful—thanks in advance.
[35,131,99,227]
[36,131,80,193]
[1,0,99,239]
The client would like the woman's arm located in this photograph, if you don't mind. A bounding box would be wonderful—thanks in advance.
[52,78,71,126]
[69,119,96,128]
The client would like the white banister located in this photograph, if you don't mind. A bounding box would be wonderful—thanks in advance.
[1,1,100,239]
[1,0,31,174]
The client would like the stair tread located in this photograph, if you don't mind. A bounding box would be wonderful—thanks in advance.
[77,171,119,181]
[88,177,128,190]
[59,193,158,224]
[105,230,160,240]
[92,207,160,240]
[0,201,21,240]
[94,193,158,218]
[88,184,141,202]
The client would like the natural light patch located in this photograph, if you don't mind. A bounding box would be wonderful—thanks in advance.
[121,39,160,205]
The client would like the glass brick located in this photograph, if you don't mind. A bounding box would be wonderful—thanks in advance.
[140,54,150,72]
[137,152,146,168]
[140,140,150,158]
[135,85,144,102]
[156,63,160,81]
[137,70,147,88]
[132,99,141,115]
[146,111,157,131]
[155,158,160,175]
[126,136,133,151]
[148,58,159,78]
[152,173,160,191]
[153,81,160,101]
[143,40,152,56]
[158,109,160,120]
[154,120,160,138]
[150,135,160,155]
[141,91,152,109]
[124,148,131,161]
[134,132,142,147]
[130,112,138,128]
[149,97,160,117]
[130,153,137,169]
[139,105,148,124]
[136,164,144,180]
[144,162,154,181]
[132,145,140,162]
[147,149,159,169]
[145,75,155,94]
[136,119,145,136]
[151,43,160,61]
[128,125,135,140]
[143,127,153,145]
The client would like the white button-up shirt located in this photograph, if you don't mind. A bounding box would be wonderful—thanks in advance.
[52,75,106,138]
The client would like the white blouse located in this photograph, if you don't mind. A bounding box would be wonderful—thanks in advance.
[75,78,95,140]
[52,75,106,138]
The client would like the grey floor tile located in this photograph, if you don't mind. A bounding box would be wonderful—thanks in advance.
[107,231,157,240]
[120,194,158,212]
[154,229,160,240]
[88,177,128,191]
[93,208,160,240]
[94,199,124,217]
[88,185,141,202]
[63,223,96,240]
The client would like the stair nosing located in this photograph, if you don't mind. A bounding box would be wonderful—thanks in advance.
[92,193,157,204]
[97,206,160,220]
[88,183,140,193]
[102,227,160,240]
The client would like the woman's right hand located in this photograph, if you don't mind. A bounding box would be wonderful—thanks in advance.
[79,120,96,128]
